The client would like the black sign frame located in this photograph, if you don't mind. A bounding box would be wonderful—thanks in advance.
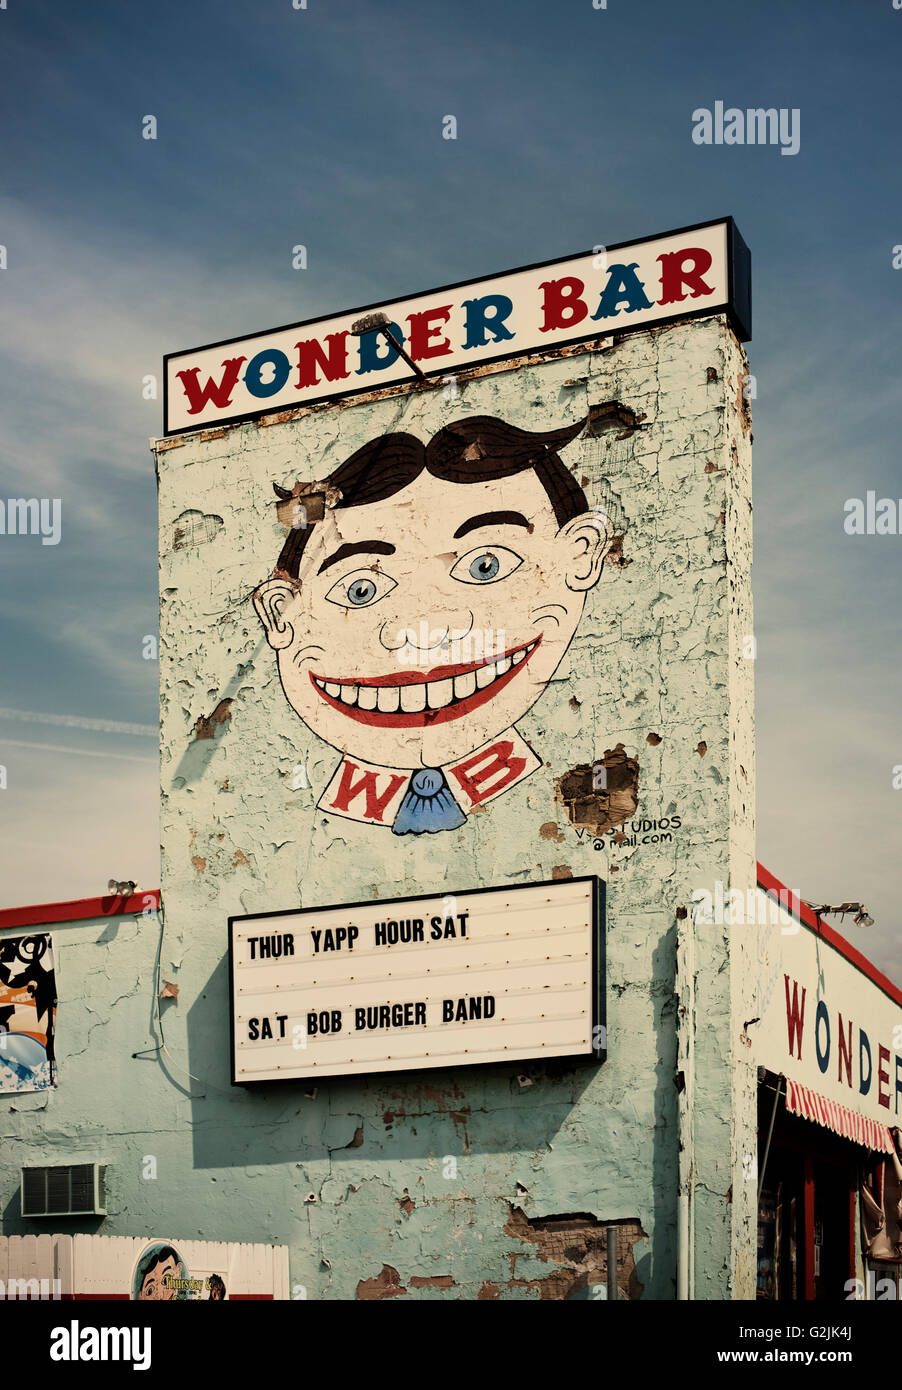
[228,874,606,1086]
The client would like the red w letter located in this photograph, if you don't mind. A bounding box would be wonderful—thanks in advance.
[175,356,247,415]
[329,760,405,822]
[783,974,806,1060]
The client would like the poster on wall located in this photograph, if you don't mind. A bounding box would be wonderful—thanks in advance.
[0,934,57,1094]
[131,1241,228,1300]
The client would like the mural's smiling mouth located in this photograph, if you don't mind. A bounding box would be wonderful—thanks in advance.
[309,637,541,728]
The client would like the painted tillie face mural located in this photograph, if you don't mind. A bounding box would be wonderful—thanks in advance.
[254,415,614,834]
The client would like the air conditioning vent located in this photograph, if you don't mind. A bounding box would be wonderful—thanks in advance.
[21,1163,106,1217]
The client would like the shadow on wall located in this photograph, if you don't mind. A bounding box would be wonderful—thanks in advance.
[179,918,680,1299]
[167,637,266,792]
[647,922,679,1299]
[186,954,599,1170]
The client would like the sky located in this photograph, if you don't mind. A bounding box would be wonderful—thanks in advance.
[0,0,900,971]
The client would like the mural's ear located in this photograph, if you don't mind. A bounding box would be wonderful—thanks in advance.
[559,510,614,591]
[253,579,298,650]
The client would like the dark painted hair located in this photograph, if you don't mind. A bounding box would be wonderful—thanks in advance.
[272,414,588,579]
[142,1245,180,1276]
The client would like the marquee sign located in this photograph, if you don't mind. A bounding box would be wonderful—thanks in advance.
[229,876,605,1083]
[165,217,750,434]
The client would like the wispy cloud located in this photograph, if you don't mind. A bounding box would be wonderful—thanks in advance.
[1,738,157,765]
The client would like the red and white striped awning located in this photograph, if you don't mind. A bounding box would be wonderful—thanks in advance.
[785,1078,895,1153]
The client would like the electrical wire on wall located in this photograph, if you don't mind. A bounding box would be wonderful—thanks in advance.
[131,895,232,1098]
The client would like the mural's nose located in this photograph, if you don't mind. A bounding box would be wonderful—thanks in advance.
[379,610,474,656]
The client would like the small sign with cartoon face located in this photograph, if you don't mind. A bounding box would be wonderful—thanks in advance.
[254,414,615,835]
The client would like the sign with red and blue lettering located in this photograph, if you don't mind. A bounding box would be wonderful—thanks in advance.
[164,218,750,435]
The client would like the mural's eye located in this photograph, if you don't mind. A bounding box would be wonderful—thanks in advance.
[325,568,397,609]
[450,546,523,585]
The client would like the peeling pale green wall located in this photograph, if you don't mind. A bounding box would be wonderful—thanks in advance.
[1,315,756,1299]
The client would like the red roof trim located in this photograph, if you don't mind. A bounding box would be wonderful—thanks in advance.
[0,890,159,931]
[757,862,902,1010]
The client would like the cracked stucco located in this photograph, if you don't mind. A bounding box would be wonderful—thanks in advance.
[0,315,755,1299]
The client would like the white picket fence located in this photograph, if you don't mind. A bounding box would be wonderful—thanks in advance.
[0,1233,289,1299]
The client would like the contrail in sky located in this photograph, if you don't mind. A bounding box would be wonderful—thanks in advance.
[0,707,157,737]
[1,738,157,765]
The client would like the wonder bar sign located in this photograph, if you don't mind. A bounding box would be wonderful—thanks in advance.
[229,876,604,1083]
[755,907,902,1130]
[165,217,750,435]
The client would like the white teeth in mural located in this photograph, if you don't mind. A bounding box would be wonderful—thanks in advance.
[427,678,454,709]
[314,643,536,711]
[453,670,478,700]
[400,683,427,713]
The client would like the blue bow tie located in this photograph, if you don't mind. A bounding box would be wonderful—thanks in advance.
[391,768,466,835]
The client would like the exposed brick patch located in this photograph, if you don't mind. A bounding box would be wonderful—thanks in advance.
[356,1265,407,1300]
[555,744,639,835]
[585,401,643,439]
[172,510,223,551]
[503,1207,646,1300]
[193,699,232,740]
[409,1275,455,1289]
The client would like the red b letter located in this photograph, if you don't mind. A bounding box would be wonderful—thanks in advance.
[539,277,588,333]
[450,740,526,806]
